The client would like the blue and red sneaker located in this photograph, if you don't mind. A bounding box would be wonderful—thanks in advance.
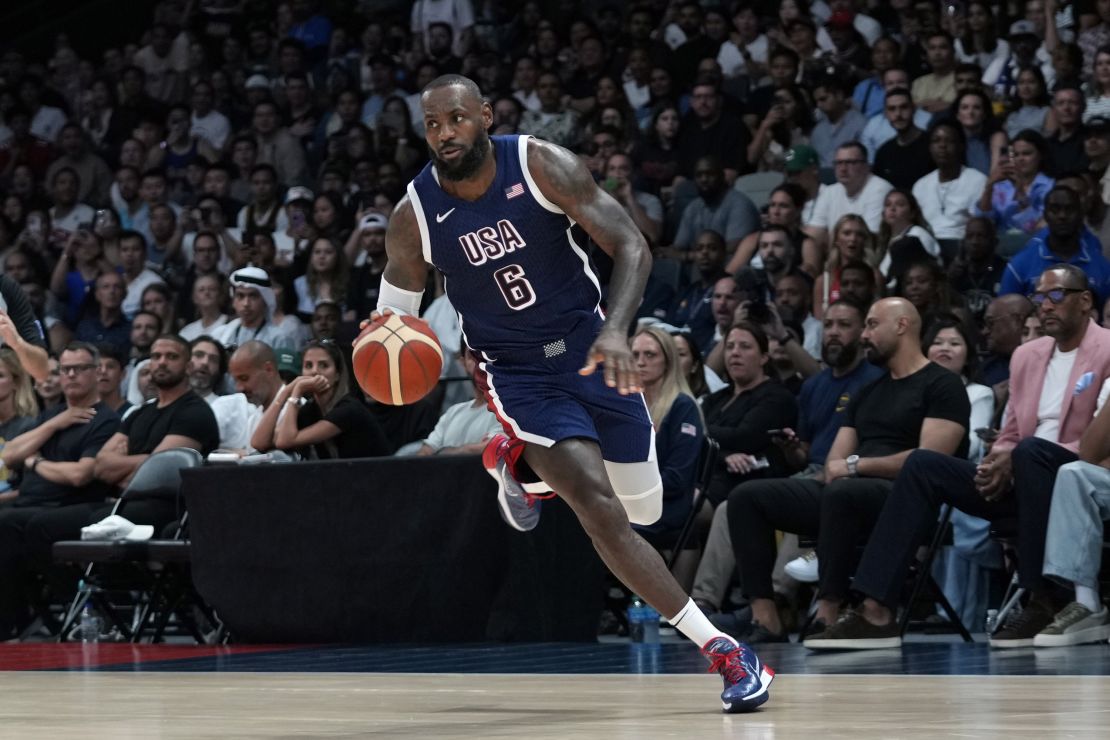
[482,434,551,532]
[701,637,774,713]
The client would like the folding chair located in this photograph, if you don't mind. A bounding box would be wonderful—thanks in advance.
[53,448,206,642]
[897,505,974,642]
[666,437,720,570]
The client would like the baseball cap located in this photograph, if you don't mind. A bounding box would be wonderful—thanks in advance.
[275,348,302,376]
[785,145,819,173]
[1087,117,1110,135]
[284,186,314,205]
[359,212,388,232]
[1009,20,1036,35]
[827,10,855,29]
[245,74,270,90]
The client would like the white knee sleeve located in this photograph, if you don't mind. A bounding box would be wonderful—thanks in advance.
[605,460,664,526]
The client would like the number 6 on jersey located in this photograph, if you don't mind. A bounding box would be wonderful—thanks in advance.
[493,264,536,310]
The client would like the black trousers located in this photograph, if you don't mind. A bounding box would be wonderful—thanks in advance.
[853,438,1076,609]
[727,476,892,602]
[0,497,182,634]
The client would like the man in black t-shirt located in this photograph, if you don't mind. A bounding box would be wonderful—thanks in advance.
[873,88,934,191]
[724,298,969,643]
[0,342,120,637]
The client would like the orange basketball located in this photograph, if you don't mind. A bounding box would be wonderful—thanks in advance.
[353,313,444,405]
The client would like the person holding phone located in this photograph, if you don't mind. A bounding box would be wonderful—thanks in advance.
[973,128,1054,234]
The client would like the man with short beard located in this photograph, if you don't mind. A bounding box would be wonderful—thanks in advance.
[187,335,259,452]
[726,298,969,643]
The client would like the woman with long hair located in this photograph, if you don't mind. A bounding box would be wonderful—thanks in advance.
[1005,66,1051,138]
[33,356,63,410]
[294,238,350,319]
[0,347,40,441]
[951,88,1008,176]
[374,95,424,176]
[630,326,705,548]
[631,105,682,198]
[727,183,820,276]
[955,1,1010,72]
[1083,45,1110,123]
[252,339,389,460]
[813,214,881,318]
[671,330,725,399]
[897,260,961,322]
[141,282,180,333]
[746,85,814,173]
[49,227,111,328]
[974,128,1054,235]
[310,192,354,246]
[877,189,942,283]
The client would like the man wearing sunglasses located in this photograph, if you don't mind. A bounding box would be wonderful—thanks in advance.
[805,265,1110,650]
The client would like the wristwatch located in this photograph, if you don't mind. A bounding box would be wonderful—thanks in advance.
[845,454,860,477]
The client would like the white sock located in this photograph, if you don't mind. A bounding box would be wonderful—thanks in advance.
[668,597,733,648]
[1075,585,1101,613]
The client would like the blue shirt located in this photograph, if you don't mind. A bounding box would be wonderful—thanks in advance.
[289,15,332,49]
[797,360,885,465]
[973,173,1055,235]
[999,230,1110,301]
[853,78,885,118]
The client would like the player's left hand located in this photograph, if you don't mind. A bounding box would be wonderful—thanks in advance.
[580,330,641,395]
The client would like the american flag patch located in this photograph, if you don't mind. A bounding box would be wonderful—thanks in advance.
[505,183,524,199]
[681,423,698,437]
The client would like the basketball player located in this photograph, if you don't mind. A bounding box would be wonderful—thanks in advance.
[367,75,773,712]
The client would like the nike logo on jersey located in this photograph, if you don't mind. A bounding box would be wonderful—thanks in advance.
[436,208,456,223]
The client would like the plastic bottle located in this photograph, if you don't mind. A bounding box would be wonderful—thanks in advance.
[628,596,645,642]
[79,601,100,643]
[985,608,999,634]
[640,603,661,643]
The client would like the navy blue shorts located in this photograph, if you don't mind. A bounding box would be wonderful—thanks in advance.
[472,325,655,465]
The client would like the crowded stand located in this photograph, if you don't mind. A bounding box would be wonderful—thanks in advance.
[2,0,1110,650]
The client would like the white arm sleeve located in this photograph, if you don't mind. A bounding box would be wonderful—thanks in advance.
[377,276,424,317]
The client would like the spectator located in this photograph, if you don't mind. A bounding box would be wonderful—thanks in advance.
[293,238,348,319]
[17,75,66,144]
[179,274,229,342]
[807,266,1110,649]
[952,88,1008,176]
[813,214,878,318]
[912,31,959,113]
[189,80,231,152]
[693,298,882,616]
[94,343,130,416]
[728,184,821,277]
[74,272,131,358]
[185,335,254,452]
[45,124,114,207]
[897,260,957,321]
[128,310,162,366]
[974,128,1054,235]
[877,189,943,282]
[805,141,894,248]
[773,272,823,363]
[957,2,1011,72]
[602,153,663,246]
[670,329,724,398]
[0,347,40,457]
[252,339,388,460]
[1045,84,1089,176]
[140,283,178,335]
[50,228,110,328]
[731,297,968,643]
[948,217,1009,320]
[668,230,728,352]
[34,358,63,411]
[0,342,120,637]
[701,321,799,507]
[118,230,167,320]
[810,77,867,169]
[47,169,96,251]
[676,81,749,181]
[1000,185,1110,299]
[251,101,308,187]
[517,72,580,150]
[0,275,51,382]
[631,105,681,198]
[310,301,340,342]
[670,156,760,256]
[227,341,286,427]
[873,88,934,191]
[345,212,388,322]
[213,266,303,350]
[413,346,501,457]
[1006,66,1053,138]
[746,85,815,173]
[913,120,989,254]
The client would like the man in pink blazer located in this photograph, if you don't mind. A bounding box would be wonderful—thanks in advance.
[803,265,1110,650]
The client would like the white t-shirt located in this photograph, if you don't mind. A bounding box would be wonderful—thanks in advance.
[410,0,475,57]
[912,167,989,241]
[716,35,770,78]
[123,268,166,320]
[807,175,893,234]
[31,105,67,143]
[204,391,263,452]
[422,399,502,451]
[191,109,231,150]
[1035,346,1078,442]
[180,314,229,342]
[879,224,943,280]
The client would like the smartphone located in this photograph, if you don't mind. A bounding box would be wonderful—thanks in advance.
[602,177,619,192]
[974,427,999,442]
[94,209,110,230]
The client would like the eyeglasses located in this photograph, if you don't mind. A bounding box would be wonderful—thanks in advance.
[58,363,97,375]
[1030,288,1084,306]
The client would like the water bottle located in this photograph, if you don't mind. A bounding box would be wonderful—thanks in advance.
[985,608,999,634]
[79,602,100,643]
[628,597,646,642]
[641,603,661,643]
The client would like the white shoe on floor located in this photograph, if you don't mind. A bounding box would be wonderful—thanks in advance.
[1033,602,1110,647]
[784,551,818,583]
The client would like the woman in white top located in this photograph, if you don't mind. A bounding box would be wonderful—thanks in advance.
[1004,66,1052,139]
[293,238,349,319]
[179,273,229,342]
[1082,46,1110,124]
[955,1,1011,73]
[876,189,942,283]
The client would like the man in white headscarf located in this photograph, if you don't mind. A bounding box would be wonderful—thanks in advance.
[212,266,303,350]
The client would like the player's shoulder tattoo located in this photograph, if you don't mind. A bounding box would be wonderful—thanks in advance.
[528,137,595,201]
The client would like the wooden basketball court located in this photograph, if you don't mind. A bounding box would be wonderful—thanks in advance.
[1,641,1108,737]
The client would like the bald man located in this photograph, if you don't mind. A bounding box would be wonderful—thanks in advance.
[726,298,970,644]
[816,266,1110,650]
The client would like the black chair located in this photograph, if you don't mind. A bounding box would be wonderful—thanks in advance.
[666,436,720,571]
[53,448,208,642]
[897,505,974,642]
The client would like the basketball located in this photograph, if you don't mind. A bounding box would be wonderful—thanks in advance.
[353,313,444,405]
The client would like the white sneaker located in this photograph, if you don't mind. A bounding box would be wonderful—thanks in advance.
[1033,602,1110,647]
[784,551,818,583]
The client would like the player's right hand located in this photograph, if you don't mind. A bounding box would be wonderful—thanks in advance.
[357,309,393,336]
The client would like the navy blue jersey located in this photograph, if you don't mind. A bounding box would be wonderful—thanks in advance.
[408,135,602,361]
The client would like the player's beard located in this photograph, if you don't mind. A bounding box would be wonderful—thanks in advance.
[432,131,491,181]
